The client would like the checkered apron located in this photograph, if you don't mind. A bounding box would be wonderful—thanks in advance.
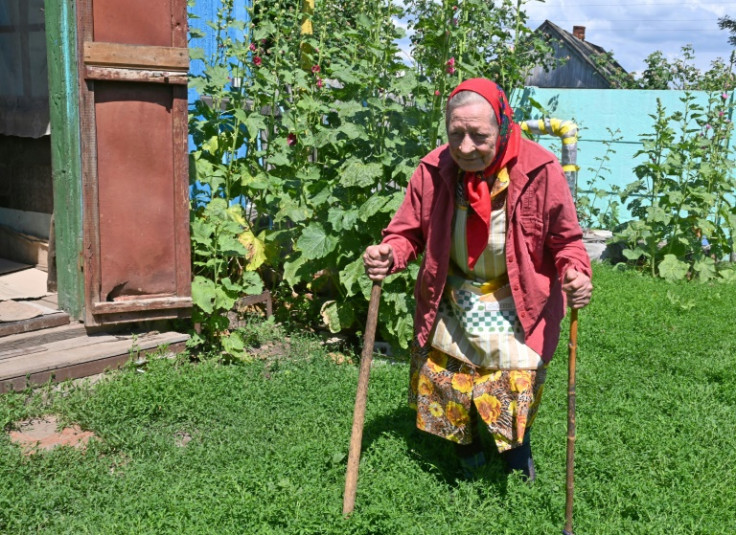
[430,180,543,370]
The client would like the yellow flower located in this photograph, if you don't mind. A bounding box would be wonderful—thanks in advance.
[451,373,473,394]
[418,374,434,397]
[475,393,502,423]
[476,370,503,384]
[446,401,470,427]
[509,370,532,393]
[429,401,444,418]
[508,400,517,416]
[427,352,448,374]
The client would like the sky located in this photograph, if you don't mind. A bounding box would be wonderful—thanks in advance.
[521,0,735,75]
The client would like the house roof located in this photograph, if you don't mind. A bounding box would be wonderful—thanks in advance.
[535,20,628,87]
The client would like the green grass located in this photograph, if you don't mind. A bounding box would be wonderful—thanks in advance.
[2,264,736,534]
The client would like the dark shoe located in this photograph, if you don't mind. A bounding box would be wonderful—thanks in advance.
[501,441,536,482]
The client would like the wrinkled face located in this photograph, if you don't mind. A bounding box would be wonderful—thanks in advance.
[446,100,499,173]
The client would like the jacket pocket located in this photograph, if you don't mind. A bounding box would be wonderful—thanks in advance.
[519,215,544,264]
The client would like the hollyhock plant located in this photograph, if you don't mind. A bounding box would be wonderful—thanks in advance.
[253,56,262,66]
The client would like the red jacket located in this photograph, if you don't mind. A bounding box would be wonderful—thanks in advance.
[382,139,591,362]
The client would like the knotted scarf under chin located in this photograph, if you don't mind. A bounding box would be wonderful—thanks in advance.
[448,78,521,270]
[464,170,493,270]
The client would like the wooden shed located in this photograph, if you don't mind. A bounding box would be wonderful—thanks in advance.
[525,20,628,89]
[0,0,194,391]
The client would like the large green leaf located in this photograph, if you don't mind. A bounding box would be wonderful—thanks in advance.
[320,300,356,333]
[337,123,365,140]
[296,223,338,260]
[241,271,265,295]
[358,195,390,222]
[340,159,383,188]
[191,276,217,314]
[339,256,367,297]
[191,218,214,246]
[275,199,311,223]
[328,206,359,233]
[283,254,308,288]
[693,257,717,281]
[658,254,689,281]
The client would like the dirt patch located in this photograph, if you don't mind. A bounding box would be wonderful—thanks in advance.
[248,340,291,359]
[8,415,96,455]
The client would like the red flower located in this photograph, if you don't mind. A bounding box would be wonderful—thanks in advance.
[446,57,456,75]
[434,90,441,96]
[253,56,262,66]
[311,64,321,73]
[249,42,256,52]
[316,77,323,89]
[287,133,297,146]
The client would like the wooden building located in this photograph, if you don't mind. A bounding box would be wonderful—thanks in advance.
[0,0,193,390]
[525,20,628,89]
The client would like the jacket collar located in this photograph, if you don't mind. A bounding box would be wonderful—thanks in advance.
[507,138,555,217]
[420,144,458,192]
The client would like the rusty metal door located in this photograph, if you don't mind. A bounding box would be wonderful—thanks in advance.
[76,0,191,325]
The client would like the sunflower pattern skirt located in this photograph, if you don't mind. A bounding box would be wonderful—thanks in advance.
[409,342,546,453]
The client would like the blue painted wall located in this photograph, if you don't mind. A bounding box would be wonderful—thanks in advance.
[188,0,251,104]
[511,87,736,222]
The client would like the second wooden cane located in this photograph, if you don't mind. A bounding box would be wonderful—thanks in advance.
[562,307,579,535]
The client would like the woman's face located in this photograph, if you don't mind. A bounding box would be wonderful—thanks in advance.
[447,100,499,173]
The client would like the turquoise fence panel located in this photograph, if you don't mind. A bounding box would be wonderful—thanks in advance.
[511,87,736,224]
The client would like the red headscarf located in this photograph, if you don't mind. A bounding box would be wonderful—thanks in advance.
[447,78,521,269]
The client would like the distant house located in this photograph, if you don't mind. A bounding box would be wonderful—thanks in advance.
[525,20,628,89]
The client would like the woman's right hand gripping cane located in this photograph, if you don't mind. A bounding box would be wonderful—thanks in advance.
[363,244,394,281]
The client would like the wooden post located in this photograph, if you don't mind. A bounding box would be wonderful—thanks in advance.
[44,0,85,319]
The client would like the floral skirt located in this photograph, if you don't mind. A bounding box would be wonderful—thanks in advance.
[409,341,546,453]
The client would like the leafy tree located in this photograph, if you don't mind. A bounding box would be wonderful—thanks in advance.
[718,15,736,47]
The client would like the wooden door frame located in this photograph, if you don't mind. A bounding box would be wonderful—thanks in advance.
[44,0,85,320]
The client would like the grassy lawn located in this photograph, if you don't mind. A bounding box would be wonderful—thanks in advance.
[2,264,735,534]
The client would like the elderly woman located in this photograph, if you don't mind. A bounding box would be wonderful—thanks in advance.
[363,78,592,480]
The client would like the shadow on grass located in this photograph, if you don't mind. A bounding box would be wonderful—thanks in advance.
[361,404,509,495]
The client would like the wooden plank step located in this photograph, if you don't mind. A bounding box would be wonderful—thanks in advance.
[0,331,189,393]
[0,311,70,338]
[0,323,87,354]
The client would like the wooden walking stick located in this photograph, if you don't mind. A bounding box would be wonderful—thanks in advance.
[343,281,382,516]
[563,308,579,535]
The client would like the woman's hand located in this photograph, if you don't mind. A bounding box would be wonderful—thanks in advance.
[562,269,593,309]
[363,244,394,281]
